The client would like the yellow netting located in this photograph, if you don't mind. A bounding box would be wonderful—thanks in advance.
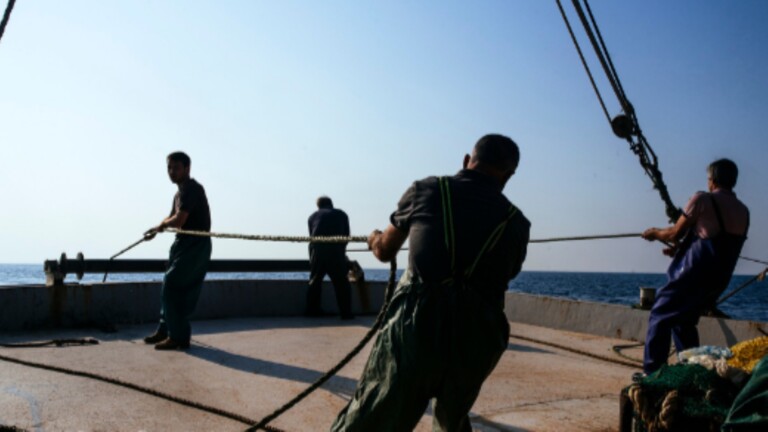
[728,336,768,373]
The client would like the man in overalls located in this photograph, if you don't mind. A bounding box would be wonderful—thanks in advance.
[641,158,749,375]
[331,134,530,432]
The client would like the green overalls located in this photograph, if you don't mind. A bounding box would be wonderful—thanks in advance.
[332,178,517,432]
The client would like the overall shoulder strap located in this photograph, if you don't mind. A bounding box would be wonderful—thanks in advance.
[709,193,726,234]
[465,204,519,279]
[438,177,456,273]
[439,176,520,281]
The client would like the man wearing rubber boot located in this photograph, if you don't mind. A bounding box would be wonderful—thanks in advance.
[641,159,749,375]
[306,196,354,320]
[331,134,530,431]
[143,151,212,350]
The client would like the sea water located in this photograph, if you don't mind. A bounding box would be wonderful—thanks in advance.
[1,264,765,321]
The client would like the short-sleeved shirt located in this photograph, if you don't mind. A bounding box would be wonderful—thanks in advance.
[308,207,350,255]
[683,189,749,239]
[171,178,211,235]
[390,169,530,307]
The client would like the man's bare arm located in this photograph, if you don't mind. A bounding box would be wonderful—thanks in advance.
[642,213,691,243]
[144,210,190,240]
[368,224,407,263]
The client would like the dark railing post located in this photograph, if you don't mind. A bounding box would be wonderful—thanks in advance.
[44,253,312,286]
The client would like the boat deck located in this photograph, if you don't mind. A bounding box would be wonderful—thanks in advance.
[0,317,644,432]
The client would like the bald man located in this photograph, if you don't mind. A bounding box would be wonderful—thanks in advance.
[332,134,531,432]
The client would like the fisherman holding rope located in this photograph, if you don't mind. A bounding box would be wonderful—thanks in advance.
[331,134,530,431]
[305,196,354,320]
[142,151,212,350]
[640,159,749,376]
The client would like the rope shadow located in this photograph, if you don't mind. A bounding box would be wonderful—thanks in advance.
[469,414,534,432]
[506,342,552,354]
[185,344,360,391]
[188,316,373,337]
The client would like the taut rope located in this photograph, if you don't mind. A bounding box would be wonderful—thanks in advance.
[556,0,681,222]
[167,228,367,243]
[102,236,147,282]
[0,0,16,44]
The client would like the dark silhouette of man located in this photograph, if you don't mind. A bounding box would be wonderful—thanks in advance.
[143,151,212,350]
[306,196,354,320]
[332,134,530,431]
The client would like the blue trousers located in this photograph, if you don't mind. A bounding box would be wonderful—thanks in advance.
[643,235,715,374]
[156,236,212,343]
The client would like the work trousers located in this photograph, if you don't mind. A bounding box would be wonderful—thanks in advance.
[156,236,212,344]
[644,235,717,374]
[331,280,509,432]
[307,246,352,318]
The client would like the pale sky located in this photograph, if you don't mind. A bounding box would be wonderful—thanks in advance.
[1,1,766,276]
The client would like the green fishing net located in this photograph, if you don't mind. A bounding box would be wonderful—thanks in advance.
[625,364,741,432]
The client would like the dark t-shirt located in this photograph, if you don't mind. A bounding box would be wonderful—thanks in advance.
[171,178,211,235]
[308,207,350,255]
[390,169,530,307]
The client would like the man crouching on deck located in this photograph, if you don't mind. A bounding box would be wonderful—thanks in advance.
[331,134,530,432]
[143,151,212,350]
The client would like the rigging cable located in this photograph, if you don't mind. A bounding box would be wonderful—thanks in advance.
[554,0,611,124]
[0,0,16,44]
[556,0,681,223]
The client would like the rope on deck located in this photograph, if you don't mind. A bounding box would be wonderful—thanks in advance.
[0,259,400,432]
[245,259,398,432]
[509,332,642,369]
[0,350,281,431]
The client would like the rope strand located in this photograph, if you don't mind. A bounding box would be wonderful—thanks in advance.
[167,228,367,243]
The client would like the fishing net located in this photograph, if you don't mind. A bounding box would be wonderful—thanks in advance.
[728,336,768,373]
[722,355,768,431]
[625,364,742,431]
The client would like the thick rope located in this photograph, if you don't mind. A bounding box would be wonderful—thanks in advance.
[569,0,630,114]
[245,259,398,432]
[612,342,645,365]
[0,338,98,348]
[0,349,281,431]
[103,236,146,282]
[555,0,611,123]
[0,0,16,44]
[167,228,367,243]
[556,0,681,223]
[509,332,641,368]
[530,232,639,243]
[349,232,642,252]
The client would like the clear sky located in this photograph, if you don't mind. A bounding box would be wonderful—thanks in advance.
[1,1,766,276]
